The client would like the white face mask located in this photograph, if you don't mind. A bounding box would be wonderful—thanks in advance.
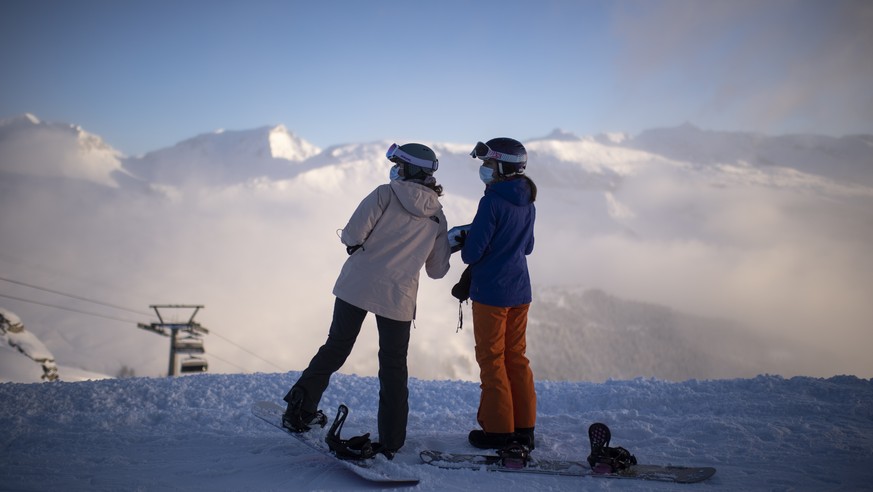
[479,165,495,185]
[389,164,402,181]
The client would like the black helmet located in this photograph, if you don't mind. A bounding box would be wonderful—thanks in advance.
[386,142,439,179]
[470,137,527,176]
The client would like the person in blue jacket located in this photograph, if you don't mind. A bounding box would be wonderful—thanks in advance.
[461,137,538,450]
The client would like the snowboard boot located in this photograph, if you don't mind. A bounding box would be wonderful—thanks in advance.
[282,387,327,433]
[371,442,397,460]
[468,429,513,450]
[513,427,535,450]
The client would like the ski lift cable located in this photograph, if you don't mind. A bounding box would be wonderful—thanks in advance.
[0,277,286,372]
[0,292,268,374]
[205,351,249,373]
[0,293,144,324]
[0,275,153,318]
[0,253,160,306]
[208,330,285,372]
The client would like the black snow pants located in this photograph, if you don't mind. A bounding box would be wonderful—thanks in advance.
[285,297,411,451]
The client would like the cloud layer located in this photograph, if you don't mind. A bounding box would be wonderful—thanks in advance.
[1,120,871,380]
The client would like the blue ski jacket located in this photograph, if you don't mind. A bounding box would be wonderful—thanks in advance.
[461,177,535,307]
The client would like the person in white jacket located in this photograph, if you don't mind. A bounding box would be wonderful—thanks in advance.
[282,143,451,459]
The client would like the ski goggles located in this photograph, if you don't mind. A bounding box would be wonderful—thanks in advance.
[470,141,527,164]
[386,143,439,170]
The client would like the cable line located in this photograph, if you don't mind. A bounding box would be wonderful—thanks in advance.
[0,275,153,317]
[0,293,143,324]
[209,330,286,372]
[205,351,249,373]
[0,275,286,373]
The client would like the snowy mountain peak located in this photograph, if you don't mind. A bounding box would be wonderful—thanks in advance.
[162,124,320,162]
[594,132,631,145]
[535,128,582,142]
[0,113,42,127]
[267,124,320,161]
[0,113,124,187]
[123,123,321,185]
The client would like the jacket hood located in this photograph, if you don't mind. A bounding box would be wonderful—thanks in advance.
[390,180,442,218]
[487,178,533,206]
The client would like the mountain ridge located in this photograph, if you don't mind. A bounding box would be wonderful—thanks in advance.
[4,113,872,190]
[1,113,871,381]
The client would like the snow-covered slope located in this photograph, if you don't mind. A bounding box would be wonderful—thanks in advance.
[627,122,873,186]
[1,307,58,382]
[0,114,126,187]
[0,371,870,491]
[1,114,871,382]
[0,308,109,382]
[123,125,320,185]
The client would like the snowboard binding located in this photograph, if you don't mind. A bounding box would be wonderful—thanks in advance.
[325,404,377,460]
[587,422,637,473]
[497,440,532,469]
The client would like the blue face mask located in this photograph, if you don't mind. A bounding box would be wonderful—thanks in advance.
[389,164,402,181]
[479,165,495,185]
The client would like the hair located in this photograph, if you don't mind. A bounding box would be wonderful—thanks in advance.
[419,178,444,197]
[401,163,443,196]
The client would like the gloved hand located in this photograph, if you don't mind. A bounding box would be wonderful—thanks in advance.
[450,230,467,253]
[448,224,471,254]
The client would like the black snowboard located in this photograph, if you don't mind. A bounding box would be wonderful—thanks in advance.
[420,449,716,483]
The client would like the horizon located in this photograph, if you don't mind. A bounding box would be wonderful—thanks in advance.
[2,0,871,156]
[1,115,872,381]
[5,112,871,159]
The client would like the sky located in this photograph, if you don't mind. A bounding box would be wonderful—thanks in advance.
[1,0,871,156]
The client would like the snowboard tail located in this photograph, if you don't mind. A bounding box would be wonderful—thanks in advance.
[252,401,419,485]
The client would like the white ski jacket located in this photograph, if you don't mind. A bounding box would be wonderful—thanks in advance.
[333,180,451,321]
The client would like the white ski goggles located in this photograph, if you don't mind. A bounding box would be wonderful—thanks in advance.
[386,143,439,170]
[469,141,527,164]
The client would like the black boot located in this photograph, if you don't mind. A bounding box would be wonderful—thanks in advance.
[282,387,326,433]
[513,427,535,450]
[372,442,397,460]
[468,429,513,449]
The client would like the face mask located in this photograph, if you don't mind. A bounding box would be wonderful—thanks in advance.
[389,165,402,181]
[479,165,495,185]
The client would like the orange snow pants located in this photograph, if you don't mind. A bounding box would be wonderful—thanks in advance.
[472,301,536,434]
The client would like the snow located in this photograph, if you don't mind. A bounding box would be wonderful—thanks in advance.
[122,125,321,185]
[0,344,44,383]
[1,307,59,382]
[3,327,54,362]
[2,308,113,383]
[268,124,321,161]
[0,115,124,187]
[0,372,871,491]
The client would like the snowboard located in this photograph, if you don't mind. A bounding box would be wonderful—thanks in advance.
[420,449,716,483]
[252,401,419,485]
